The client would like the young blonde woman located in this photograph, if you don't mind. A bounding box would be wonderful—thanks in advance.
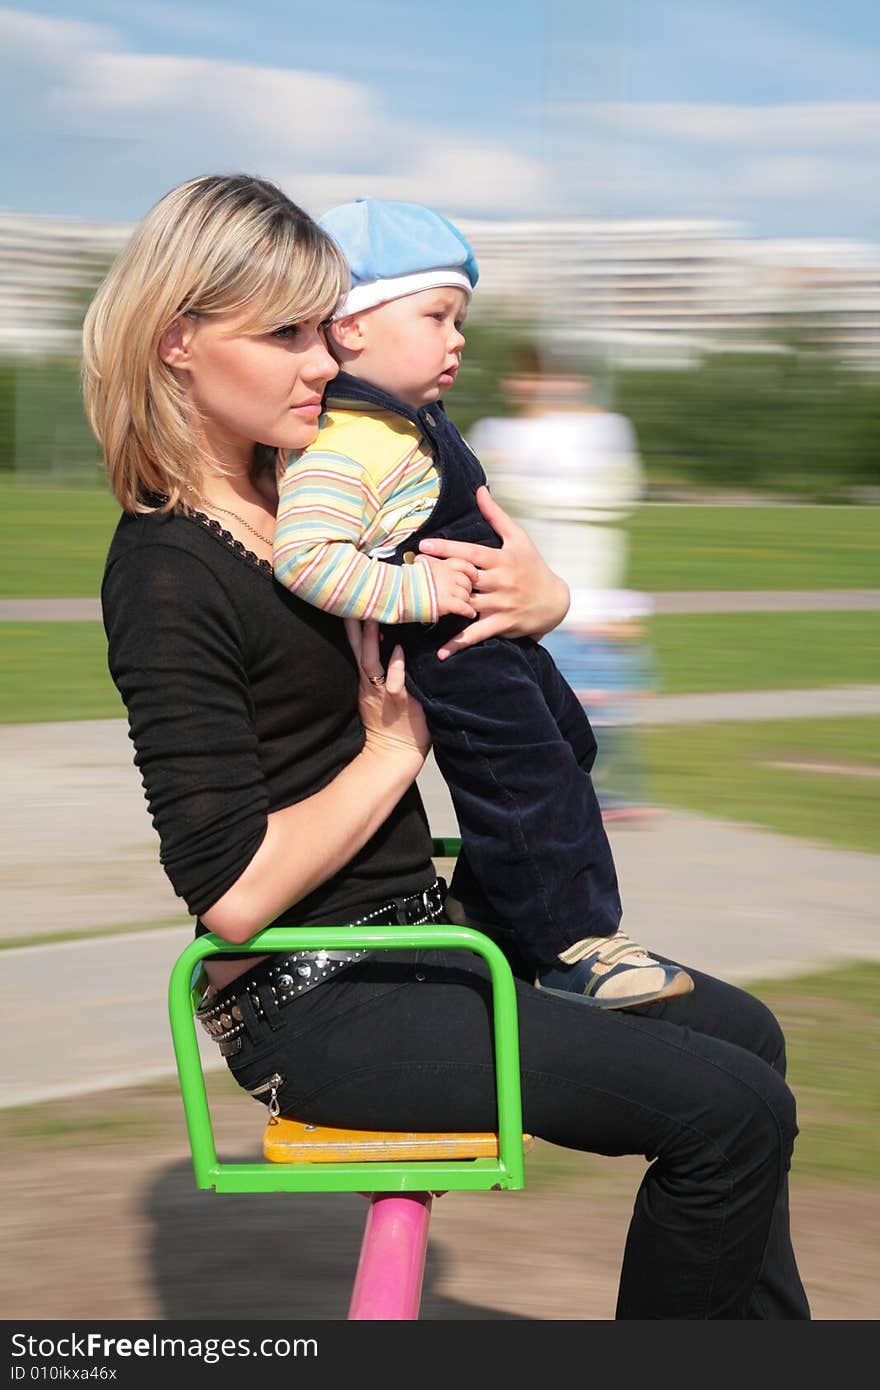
[84,173,810,1319]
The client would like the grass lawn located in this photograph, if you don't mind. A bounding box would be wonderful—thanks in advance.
[0,481,119,597]
[748,961,880,1187]
[648,611,880,693]
[0,622,123,722]
[0,917,185,953]
[3,610,877,725]
[1,482,879,597]
[627,503,880,591]
[639,715,880,855]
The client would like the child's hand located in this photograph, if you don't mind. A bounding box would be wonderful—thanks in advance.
[416,554,478,621]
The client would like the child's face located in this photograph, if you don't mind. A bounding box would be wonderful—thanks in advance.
[348,287,468,408]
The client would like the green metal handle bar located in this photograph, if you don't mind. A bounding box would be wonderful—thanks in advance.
[185,840,460,1014]
[429,836,462,858]
[169,926,524,1194]
[169,847,526,1196]
[182,838,464,1016]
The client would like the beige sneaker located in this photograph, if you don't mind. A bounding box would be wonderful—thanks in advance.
[536,932,694,1009]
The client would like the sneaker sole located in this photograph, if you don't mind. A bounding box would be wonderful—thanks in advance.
[592,968,695,1010]
[537,969,695,1010]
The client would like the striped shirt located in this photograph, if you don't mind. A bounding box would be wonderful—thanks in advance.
[274,403,441,623]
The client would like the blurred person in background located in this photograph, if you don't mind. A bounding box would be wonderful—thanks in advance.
[83,173,809,1319]
[470,342,656,819]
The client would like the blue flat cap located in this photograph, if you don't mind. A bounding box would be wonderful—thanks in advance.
[318,197,479,317]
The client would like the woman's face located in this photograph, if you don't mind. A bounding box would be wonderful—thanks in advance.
[165,310,339,468]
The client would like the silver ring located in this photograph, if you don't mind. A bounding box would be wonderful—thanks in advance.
[368,673,386,687]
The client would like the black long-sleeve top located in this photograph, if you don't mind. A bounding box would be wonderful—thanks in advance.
[101,508,434,935]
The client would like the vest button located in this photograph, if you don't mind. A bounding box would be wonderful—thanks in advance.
[402,550,416,565]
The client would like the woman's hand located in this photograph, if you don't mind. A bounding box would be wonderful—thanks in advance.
[418,487,570,659]
[345,617,431,762]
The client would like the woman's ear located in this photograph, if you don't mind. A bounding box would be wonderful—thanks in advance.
[158,316,194,369]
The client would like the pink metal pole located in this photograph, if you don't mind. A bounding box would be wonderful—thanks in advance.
[348,1192,433,1320]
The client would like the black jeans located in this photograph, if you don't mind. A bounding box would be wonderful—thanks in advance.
[226,945,811,1320]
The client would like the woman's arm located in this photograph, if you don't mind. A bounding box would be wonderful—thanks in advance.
[201,625,429,942]
[418,486,570,659]
[104,545,429,947]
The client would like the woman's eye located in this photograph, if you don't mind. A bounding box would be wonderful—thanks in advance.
[272,324,300,340]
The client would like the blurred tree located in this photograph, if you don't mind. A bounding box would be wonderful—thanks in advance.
[2,250,111,484]
[615,342,880,499]
[0,358,15,471]
[3,265,877,500]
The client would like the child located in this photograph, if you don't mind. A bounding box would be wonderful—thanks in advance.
[274,197,691,1009]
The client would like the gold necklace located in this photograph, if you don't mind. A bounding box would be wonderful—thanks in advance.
[200,502,273,548]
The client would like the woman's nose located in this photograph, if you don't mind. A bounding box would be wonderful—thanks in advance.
[304,341,339,384]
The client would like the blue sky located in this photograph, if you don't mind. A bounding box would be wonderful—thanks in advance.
[3,1,879,238]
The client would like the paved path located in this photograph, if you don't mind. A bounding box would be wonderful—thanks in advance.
[2,792,878,1109]
[637,684,880,724]
[0,599,105,621]
[3,590,880,621]
[1,726,878,1108]
[3,695,879,943]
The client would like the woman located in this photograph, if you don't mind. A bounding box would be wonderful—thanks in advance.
[84,173,809,1319]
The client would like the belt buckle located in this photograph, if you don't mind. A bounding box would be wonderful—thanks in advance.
[407,881,442,923]
[391,895,413,925]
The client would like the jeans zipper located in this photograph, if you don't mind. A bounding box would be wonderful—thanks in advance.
[246,1072,284,1122]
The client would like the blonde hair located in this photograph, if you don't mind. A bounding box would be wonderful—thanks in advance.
[82,174,349,512]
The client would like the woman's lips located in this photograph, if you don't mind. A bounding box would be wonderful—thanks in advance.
[291,401,323,417]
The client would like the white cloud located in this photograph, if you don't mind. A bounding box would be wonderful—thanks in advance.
[583,101,880,149]
[1,6,876,237]
[545,99,880,233]
[0,5,546,218]
[51,50,387,161]
[0,4,118,57]
[299,142,545,214]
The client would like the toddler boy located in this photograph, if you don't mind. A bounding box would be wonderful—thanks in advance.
[274,197,691,1008]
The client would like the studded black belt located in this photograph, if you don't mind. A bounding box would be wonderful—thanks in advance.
[196,879,446,1056]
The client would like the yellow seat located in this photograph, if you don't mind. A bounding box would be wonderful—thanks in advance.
[265,1117,534,1164]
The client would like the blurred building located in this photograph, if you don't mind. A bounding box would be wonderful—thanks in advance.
[1,210,878,370]
[0,212,132,357]
[460,216,880,372]
[735,238,880,374]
